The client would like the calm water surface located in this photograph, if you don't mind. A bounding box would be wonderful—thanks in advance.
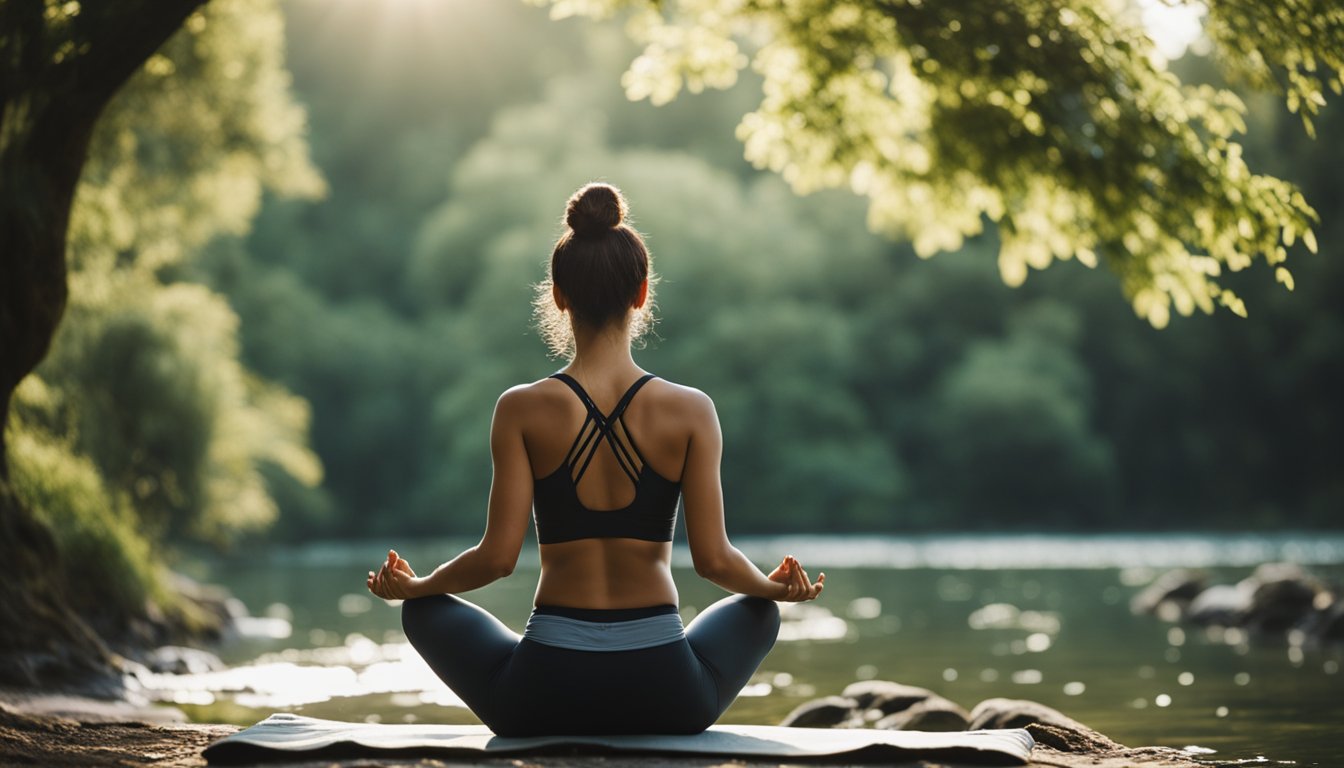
[163,534,1344,766]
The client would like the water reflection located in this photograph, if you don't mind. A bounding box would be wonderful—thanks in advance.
[778,603,850,642]
[131,634,466,710]
[967,602,1062,634]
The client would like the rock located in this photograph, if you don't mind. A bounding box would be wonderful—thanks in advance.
[1186,583,1254,626]
[0,693,186,725]
[839,680,935,715]
[1242,566,1320,633]
[779,696,859,728]
[969,698,1124,752]
[1249,562,1307,584]
[1129,569,1207,618]
[1303,598,1344,644]
[874,696,969,731]
[142,646,225,676]
[1025,722,1127,755]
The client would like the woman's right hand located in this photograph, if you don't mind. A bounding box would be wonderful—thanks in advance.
[768,555,825,601]
[368,549,422,600]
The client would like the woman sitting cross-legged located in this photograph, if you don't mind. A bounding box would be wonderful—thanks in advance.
[366,181,825,737]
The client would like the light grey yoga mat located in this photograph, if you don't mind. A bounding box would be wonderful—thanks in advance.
[204,712,1035,764]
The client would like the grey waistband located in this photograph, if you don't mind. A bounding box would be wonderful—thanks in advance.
[522,612,686,652]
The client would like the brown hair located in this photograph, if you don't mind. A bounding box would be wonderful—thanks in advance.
[534,183,657,358]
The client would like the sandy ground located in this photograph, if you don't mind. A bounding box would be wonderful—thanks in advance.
[0,693,1209,768]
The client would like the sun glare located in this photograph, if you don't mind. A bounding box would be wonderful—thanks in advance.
[1136,0,1209,63]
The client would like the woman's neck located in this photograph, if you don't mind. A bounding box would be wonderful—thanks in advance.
[567,323,640,382]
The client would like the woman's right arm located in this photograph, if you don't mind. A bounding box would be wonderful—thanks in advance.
[681,390,824,602]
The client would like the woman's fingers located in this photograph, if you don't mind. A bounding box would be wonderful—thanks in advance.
[389,570,411,600]
[790,559,808,599]
[808,572,826,599]
[370,562,394,599]
[785,560,824,602]
[770,555,828,602]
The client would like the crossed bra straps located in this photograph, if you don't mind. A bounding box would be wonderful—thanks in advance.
[532,373,681,544]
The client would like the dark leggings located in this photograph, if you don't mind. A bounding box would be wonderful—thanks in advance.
[401,594,780,736]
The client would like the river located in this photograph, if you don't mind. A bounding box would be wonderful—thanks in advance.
[155,533,1344,766]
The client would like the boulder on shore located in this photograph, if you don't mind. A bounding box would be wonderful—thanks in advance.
[778,696,860,728]
[874,696,970,731]
[781,682,1208,766]
[840,680,935,715]
[969,697,1124,753]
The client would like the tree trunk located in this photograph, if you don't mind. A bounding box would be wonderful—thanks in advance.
[0,0,209,686]
[0,87,111,692]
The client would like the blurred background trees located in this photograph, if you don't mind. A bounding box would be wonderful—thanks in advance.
[195,0,1342,537]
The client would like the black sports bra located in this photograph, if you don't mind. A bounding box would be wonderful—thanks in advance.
[532,373,681,544]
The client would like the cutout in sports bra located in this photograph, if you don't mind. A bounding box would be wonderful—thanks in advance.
[532,373,681,544]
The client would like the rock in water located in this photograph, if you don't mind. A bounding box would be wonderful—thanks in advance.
[874,696,970,731]
[1186,583,1254,626]
[1303,598,1344,644]
[779,696,860,728]
[840,680,935,715]
[969,698,1124,753]
[1130,569,1207,618]
[1243,566,1321,633]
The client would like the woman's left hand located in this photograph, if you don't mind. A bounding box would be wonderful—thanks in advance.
[367,549,422,600]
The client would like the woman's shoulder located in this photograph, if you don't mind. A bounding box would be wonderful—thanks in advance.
[642,376,717,422]
[495,377,568,413]
[495,373,715,420]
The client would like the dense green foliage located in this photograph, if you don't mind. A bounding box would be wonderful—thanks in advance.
[184,0,1342,538]
[7,391,162,627]
[535,0,1341,330]
[6,0,321,622]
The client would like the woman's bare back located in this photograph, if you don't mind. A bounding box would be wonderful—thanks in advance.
[518,373,701,609]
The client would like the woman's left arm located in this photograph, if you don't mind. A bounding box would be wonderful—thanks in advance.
[369,388,533,599]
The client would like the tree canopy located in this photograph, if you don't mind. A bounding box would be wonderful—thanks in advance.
[533,0,1341,327]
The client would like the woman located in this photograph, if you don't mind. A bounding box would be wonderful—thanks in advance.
[366,182,825,737]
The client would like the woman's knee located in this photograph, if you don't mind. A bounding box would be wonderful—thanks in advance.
[722,594,781,634]
[744,595,781,642]
[400,593,459,644]
[744,595,781,622]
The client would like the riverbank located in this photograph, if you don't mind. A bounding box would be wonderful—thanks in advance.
[0,689,1208,768]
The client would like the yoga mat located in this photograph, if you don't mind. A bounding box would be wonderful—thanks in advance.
[205,713,1035,764]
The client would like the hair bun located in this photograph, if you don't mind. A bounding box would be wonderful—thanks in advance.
[565,183,626,236]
